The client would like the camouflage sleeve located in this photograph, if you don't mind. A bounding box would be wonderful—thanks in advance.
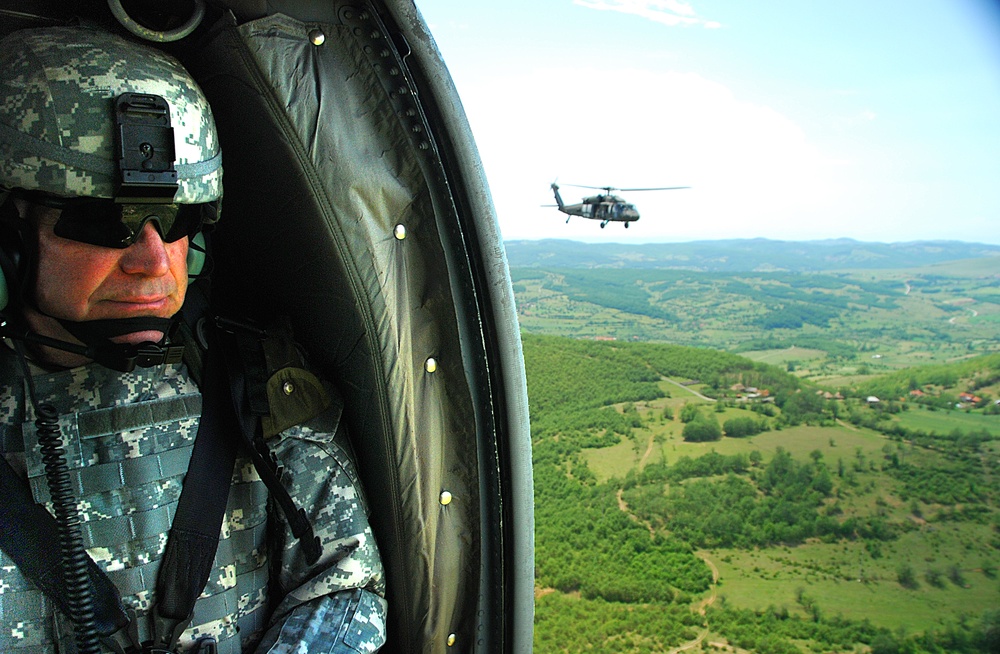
[255,394,387,653]
[254,588,386,653]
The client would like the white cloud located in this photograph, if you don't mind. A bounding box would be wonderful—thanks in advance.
[573,0,721,28]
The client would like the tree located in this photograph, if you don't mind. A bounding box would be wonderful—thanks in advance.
[683,419,722,442]
[897,564,918,589]
[680,403,702,423]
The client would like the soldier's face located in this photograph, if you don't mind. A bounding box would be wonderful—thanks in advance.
[24,203,189,356]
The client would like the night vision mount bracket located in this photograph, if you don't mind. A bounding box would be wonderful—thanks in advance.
[114,92,179,203]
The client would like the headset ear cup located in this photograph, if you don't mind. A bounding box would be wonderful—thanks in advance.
[0,261,10,312]
[187,231,207,279]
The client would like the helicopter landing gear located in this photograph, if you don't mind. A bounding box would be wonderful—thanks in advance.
[624,222,630,228]
[600,221,608,228]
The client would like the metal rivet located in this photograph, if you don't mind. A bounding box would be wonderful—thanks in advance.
[394,224,406,240]
[424,357,437,373]
[440,491,453,506]
[309,29,326,46]
[447,633,457,646]
[283,381,294,395]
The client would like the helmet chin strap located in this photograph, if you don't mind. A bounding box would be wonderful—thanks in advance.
[57,315,174,342]
[55,315,185,372]
[0,313,185,372]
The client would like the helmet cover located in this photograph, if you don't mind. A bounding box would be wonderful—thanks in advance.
[0,27,221,204]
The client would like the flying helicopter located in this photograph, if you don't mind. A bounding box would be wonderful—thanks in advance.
[550,182,690,228]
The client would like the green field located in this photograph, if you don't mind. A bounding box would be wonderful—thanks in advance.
[895,405,1000,437]
[710,519,998,633]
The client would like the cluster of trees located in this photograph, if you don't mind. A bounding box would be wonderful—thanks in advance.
[757,304,840,329]
[533,593,701,654]
[678,403,771,441]
[622,449,897,548]
[679,404,722,442]
[723,414,769,437]
[543,269,679,322]
[772,388,838,426]
[889,459,991,506]
[523,334,660,446]
[708,603,884,654]
[629,451,758,487]
[706,604,1000,654]
[533,438,713,603]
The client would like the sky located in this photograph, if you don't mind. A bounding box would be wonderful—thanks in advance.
[414,0,1000,244]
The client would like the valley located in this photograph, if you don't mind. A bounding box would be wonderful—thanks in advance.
[518,241,1000,653]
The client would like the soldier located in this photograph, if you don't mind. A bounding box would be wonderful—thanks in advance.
[0,26,386,653]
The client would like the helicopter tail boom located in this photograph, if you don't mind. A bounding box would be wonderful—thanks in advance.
[550,182,565,210]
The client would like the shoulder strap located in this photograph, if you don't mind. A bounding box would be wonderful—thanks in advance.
[147,324,239,651]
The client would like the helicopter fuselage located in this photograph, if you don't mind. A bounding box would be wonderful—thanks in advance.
[551,183,640,228]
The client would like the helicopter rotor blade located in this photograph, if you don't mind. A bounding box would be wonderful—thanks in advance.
[561,183,690,192]
[562,183,617,191]
[618,186,691,192]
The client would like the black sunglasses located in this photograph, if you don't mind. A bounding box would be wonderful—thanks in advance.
[19,192,213,249]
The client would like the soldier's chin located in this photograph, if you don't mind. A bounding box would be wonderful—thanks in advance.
[111,331,167,345]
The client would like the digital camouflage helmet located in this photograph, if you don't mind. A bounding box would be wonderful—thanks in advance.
[0,26,222,204]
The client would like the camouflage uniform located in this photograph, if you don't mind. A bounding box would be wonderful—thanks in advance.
[0,348,387,653]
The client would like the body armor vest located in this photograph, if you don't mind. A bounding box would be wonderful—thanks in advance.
[0,351,270,653]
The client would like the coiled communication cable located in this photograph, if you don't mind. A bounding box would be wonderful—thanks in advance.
[35,403,101,654]
[15,339,102,654]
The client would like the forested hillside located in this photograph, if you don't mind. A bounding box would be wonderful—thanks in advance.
[526,334,1000,653]
[512,253,1000,376]
[506,238,1000,272]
